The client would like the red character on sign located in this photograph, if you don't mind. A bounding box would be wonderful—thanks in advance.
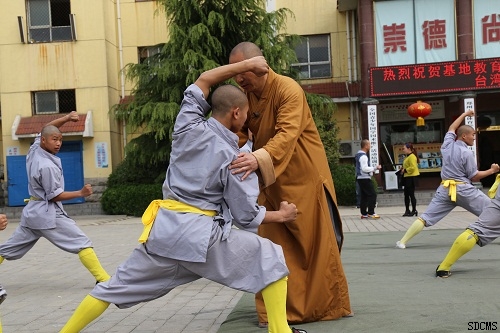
[482,14,500,44]
[383,23,407,53]
[422,19,447,49]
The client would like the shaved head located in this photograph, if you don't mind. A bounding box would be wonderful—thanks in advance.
[41,125,61,138]
[211,85,248,117]
[457,125,474,137]
[360,139,370,149]
[230,42,263,60]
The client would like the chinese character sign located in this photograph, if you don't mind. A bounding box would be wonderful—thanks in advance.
[474,0,500,59]
[7,147,19,156]
[375,0,415,66]
[463,98,476,158]
[383,23,407,53]
[375,0,455,66]
[422,19,447,50]
[415,0,455,64]
[367,105,379,168]
[370,57,500,97]
[95,142,109,168]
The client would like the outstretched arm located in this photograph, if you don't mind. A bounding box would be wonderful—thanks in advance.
[46,111,79,128]
[449,110,474,133]
[194,56,268,97]
[471,163,500,182]
[50,184,93,203]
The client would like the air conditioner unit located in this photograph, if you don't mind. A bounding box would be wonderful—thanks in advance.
[339,140,361,158]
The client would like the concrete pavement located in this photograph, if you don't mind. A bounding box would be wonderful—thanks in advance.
[0,205,481,332]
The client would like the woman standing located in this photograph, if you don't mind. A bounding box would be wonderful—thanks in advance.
[400,143,420,216]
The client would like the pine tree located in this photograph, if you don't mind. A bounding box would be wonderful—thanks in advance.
[112,0,339,178]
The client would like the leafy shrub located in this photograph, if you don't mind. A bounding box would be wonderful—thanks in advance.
[107,156,165,189]
[331,163,357,206]
[101,184,162,217]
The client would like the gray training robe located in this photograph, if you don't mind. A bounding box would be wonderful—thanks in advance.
[91,84,288,308]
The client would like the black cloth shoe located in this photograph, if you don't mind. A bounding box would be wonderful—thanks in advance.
[436,265,451,278]
[292,328,307,333]
[0,286,7,305]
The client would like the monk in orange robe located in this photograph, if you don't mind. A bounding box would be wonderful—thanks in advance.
[229,42,352,324]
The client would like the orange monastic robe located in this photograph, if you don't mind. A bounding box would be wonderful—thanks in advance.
[239,69,351,323]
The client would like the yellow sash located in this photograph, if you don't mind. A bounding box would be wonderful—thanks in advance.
[488,174,500,199]
[441,180,465,202]
[23,196,42,203]
[138,199,217,243]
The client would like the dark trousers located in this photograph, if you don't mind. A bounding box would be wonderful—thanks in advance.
[357,178,377,215]
[403,176,417,212]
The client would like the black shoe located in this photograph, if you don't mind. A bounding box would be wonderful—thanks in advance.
[402,211,412,217]
[436,265,451,278]
[292,328,307,333]
[412,210,418,216]
[0,286,7,305]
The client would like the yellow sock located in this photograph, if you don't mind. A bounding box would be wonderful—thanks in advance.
[399,218,425,245]
[261,277,291,333]
[0,256,4,264]
[78,248,110,282]
[438,229,478,271]
[60,295,109,333]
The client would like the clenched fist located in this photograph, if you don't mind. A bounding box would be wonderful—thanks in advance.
[0,214,8,231]
[279,201,298,223]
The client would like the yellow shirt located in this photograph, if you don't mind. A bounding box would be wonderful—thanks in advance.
[403,153,420,177]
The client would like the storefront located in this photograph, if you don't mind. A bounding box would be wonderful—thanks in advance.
[357,0,500,191]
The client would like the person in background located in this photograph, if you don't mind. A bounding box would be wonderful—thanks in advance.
[0,112,110,284]
[355,139,382,219]
[0,214,7,333]
[436,176,500,277]
[400,143,420,217]
[228,42,351,325]
[396,110,499,249]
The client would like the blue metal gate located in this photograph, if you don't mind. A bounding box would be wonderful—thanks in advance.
[6,141,85,207]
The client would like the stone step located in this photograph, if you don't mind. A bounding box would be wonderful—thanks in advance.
[0,202,105,220]
[376,190,435,207]
[376,188,489,207]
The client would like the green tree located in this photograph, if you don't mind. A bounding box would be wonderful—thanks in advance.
[108,0,341,188]
[113,0,300,168]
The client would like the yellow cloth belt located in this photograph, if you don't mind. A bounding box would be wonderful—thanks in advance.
[138,199,217,243]
[488,174,500,199]
[23,196,42,203]
[441,180,465,202]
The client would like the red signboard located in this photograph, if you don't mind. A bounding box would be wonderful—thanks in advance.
[370,57,500,97]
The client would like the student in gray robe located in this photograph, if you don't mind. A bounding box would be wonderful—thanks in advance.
[396,110,499,249]
[60,57,306,333]
[0,113,110,284]
[0,213,7,331]
[436,181,500,277]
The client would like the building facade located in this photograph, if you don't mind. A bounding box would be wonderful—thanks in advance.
[280,0,500,190]
[2,0,498,207]
[0,0,167,206]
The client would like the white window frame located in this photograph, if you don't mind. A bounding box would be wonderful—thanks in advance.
[292,35,332,79]
[138,44,164,64]
[27,0,73,43]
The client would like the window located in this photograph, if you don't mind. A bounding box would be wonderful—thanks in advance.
[292,35,332,79]
[27,0,73,42]
[32,90,76,114]
[138,44,164,64]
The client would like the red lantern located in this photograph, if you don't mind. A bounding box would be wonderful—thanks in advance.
[408,101,432,126]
